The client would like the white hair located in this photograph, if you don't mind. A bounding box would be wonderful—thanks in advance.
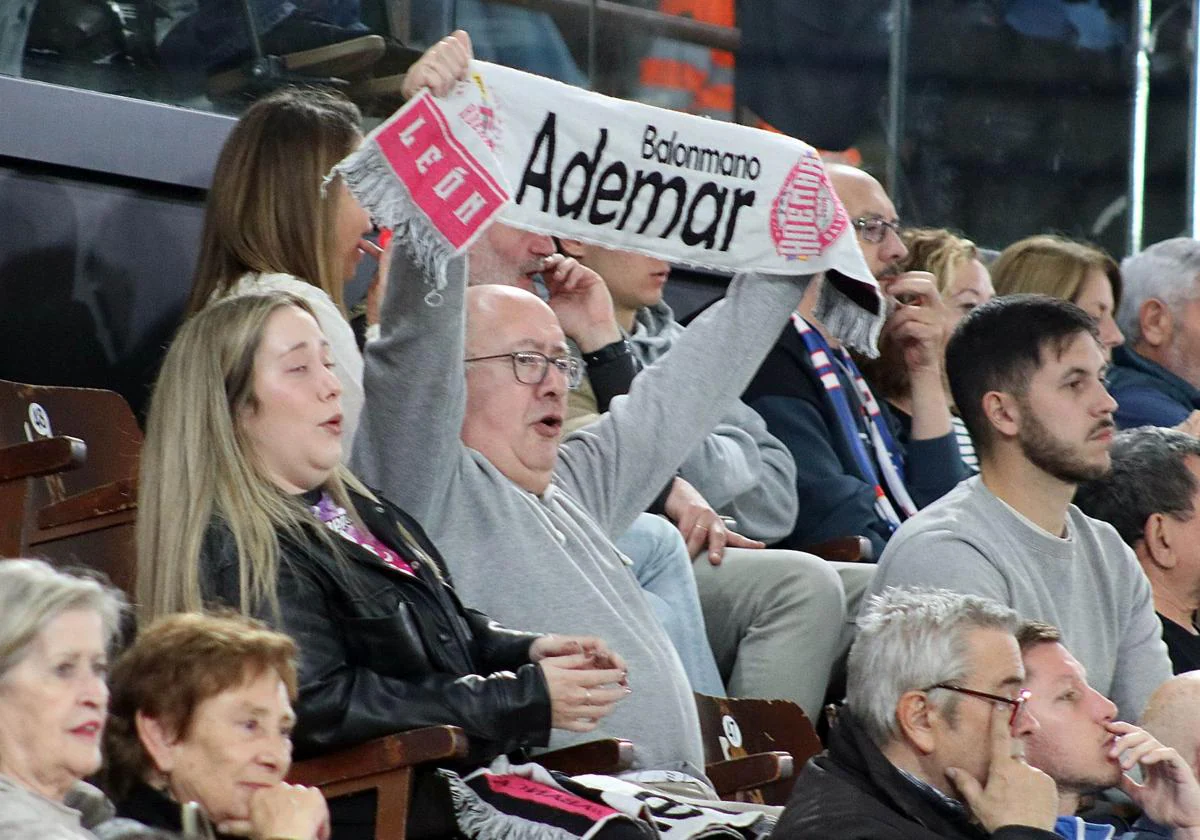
[0,559,125,680]
[847,587,1020,747]
[1118,238,1200,344]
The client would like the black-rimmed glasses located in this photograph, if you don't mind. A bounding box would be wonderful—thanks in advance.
[465,350,584,390]
[926,684,1032,728]
[852,216,903,244]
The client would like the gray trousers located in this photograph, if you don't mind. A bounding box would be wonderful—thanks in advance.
[692,548,874,721]
[0,0,34,76]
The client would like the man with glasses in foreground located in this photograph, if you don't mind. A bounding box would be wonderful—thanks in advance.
[1016,622,1200,840]
[775,586,1061,839]
[744,164,967,557]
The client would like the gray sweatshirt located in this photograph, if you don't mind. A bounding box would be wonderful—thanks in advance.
[626,301,799,543]
[0,776,97,840]
[870,475,1171,721]
[351,247,814,776]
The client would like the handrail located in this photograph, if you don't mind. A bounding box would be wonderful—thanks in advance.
[490,0,741,52]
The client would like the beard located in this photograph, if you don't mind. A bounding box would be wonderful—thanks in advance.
[1017,404,1112,484]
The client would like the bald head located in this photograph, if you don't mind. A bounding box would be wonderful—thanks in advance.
[828,164,906,280]
[465,284,560,355]
[828,164,884,207]
[1141,672,1200,775]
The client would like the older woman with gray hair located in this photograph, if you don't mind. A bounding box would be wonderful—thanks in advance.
[0,559,125,839]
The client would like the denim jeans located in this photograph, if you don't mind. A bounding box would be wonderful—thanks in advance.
[617,514,725,697]
[408,0,586,87]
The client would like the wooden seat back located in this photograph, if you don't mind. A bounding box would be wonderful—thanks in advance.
[0,379,141,593]
[694,692,823,805]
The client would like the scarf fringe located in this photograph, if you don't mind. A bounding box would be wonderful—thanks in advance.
[437,770,580,840]
[330,146,452,306]
[814,277,884,358]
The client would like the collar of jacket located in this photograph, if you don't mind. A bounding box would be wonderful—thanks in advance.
[1053,816,1115,840]
[825,710,990,838]
[1112,345,1200,409]
[297,486,452,587]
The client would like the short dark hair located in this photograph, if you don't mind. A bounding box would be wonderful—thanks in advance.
[946,294,1100,457]
[1016,620,1061,653]
[1074,426,1200,547]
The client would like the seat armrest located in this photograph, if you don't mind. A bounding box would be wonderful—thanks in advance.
[0,436,85,482]
[287,725,469,787]
[800,536,873,563]
[535,739,635,775]
[36,477,137,529]
[705,751,794,796]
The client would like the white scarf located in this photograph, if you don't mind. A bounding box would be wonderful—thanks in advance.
[333,60,883,353]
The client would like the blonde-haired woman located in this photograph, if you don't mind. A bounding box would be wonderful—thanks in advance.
[855,227,989,471]
[901,228,993,331]
[137,292,628,834]
[187,31,474,451]
[991,234,1124,355]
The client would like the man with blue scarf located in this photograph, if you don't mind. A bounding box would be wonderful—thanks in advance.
[744,164,969,558]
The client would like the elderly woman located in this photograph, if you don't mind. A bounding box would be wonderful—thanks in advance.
[0,559,122,839]
[136,292,627,836]
[101,612,328,840]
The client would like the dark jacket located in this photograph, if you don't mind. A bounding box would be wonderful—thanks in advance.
[775,712,1060,840]
[110,781,231,839]
[744,323,968,557]
[1107,345,1200,430]
[199,486,552,762]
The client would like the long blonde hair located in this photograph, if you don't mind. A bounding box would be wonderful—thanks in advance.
[138,292,370,621]
[991,234,1121,309]
[186,87,362,316]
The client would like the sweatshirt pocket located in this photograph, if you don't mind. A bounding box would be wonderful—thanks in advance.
[341,603,435,677]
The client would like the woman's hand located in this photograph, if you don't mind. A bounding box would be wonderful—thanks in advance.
[529,635,626,674]
[401,30,473,99]
[539,653,629,732]
[358,236,392,328]
[217,783,330,840]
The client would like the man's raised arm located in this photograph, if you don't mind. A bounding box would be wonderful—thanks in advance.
[556,270,819,538]
[351,248,470,530]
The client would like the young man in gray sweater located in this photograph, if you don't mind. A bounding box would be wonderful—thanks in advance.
[870,295,1171,722]
[351,219,880,777]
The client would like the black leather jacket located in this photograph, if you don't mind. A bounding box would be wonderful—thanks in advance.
[775,711,1060,840]
[198,486,552,762]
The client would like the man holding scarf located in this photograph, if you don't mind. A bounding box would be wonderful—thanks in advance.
[342,49,882,775]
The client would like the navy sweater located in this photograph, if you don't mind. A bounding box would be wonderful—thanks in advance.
[744,323,968,558]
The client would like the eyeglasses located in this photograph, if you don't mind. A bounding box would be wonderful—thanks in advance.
[852,216,903,244]
[926,684,1032,728]
[465,350,584,390]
